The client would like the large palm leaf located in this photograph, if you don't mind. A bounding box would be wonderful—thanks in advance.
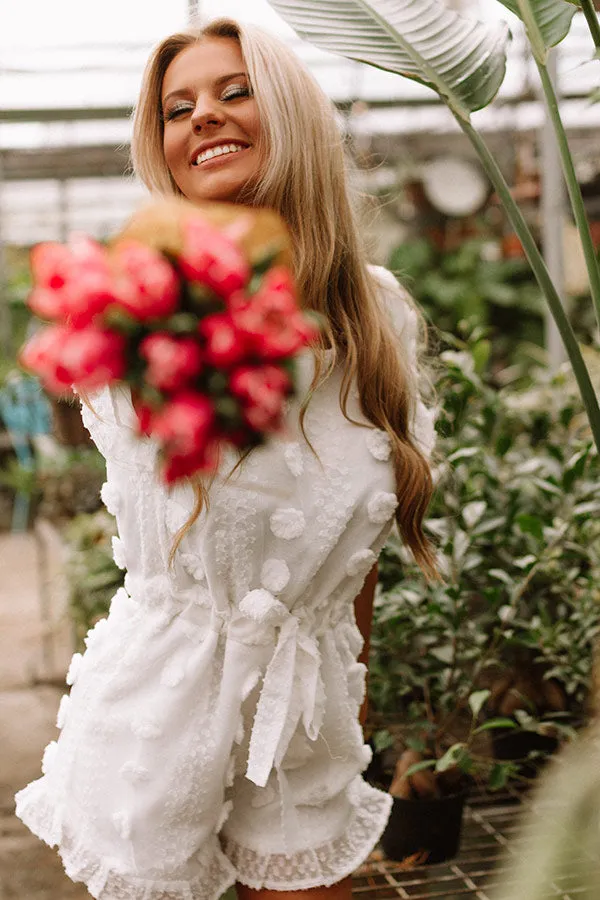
[266,0,509,121]
[265,0,600,451]
[499,0,579,61]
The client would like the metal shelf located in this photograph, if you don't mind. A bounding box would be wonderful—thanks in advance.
[353,785,598,899]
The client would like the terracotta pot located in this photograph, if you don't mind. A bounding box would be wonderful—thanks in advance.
[501,233,526,259]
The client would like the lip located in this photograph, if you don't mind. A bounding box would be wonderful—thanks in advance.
[189,140,250,167]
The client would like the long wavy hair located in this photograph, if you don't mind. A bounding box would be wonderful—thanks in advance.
[131,18,437,578]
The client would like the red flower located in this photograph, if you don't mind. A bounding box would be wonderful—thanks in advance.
[133,398,154,437]
[162,442,220,485]
[230,267,316,360]
[230,364,290,432]
[179,215,250,299]
[20,325,125,394]
[113,241,179,321]
[198,313,246,368]
[29,236,116,327]
[151,391,214,458]
[140,333,203,392]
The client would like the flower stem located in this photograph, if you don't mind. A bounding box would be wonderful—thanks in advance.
[458,118,600,453]
[536,59,600,332]
[579,0,600,52]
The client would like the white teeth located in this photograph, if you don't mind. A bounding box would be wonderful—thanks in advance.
[194,143,246,166]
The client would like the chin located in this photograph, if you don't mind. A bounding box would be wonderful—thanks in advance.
[181,172,259,207]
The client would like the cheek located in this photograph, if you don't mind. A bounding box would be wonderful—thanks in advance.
[163,131,183,177]
[248,108,262,146]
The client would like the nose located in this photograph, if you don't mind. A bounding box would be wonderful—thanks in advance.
[190,94,225,132]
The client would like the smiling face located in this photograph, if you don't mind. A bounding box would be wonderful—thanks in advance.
[161,38,262,205]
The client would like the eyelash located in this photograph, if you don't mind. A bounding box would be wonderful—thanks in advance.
[164,86,251,121]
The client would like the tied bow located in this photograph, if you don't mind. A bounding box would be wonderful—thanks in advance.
[237,589,325,788]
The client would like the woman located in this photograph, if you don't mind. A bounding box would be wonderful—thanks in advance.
[16,17,436,900]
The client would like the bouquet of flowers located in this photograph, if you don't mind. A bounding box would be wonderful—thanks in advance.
[20,199,318,484]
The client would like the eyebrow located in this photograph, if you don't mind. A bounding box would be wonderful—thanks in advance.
[162,72,248,106]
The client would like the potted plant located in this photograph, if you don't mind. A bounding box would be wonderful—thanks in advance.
[366,331,599,862]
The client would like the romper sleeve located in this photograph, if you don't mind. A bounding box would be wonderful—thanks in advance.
[77,384,157,471]
[369,264,437,459]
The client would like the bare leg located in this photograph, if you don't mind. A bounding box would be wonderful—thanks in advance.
[236,876,353,900]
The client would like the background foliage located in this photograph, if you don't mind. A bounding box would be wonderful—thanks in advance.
[370,326,600,764]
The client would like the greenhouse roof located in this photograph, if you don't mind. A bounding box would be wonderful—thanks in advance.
[1,4,599,244]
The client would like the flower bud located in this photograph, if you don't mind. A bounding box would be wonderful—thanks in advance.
[140,333,203,392]
[199,313,246,368]
[112,241,179,321]
[151,391,214,458]
[179,215,250,299]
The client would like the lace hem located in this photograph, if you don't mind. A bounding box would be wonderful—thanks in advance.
[15,779,237,900]
[221,776,392,891]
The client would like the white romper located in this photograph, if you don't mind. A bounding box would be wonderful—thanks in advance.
[15,267,435,898]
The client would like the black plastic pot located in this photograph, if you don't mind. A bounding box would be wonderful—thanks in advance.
[492,728,559,778]
[380,791,468,864]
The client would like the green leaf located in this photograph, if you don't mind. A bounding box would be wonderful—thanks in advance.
[516,513,545,541]
[473,717,519,735]
[488,761,510,791]
[373,729,395,752]
[462,500,487,529]
[472,339,491,375]
[435,743,467,772]
[563,447,590,491]
[498,0,578,62]
[448,447,480,463]
[489,568,514,586]
[468,689,491,720]
[265,0,509,120]
[405,735,428,753]
[405,759,437,777]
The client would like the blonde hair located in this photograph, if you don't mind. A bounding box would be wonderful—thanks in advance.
[131,18,437,578]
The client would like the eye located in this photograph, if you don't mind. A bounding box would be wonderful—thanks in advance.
[220,84,251,102]
[164,102,193,122]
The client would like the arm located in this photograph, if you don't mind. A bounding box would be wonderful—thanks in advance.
[354,562,378,726]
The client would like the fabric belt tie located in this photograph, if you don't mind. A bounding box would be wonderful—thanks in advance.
[239,591,325,788]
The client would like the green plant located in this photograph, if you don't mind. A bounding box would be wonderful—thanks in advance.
[266,0,600,450]
[0,252,33,388]
[63,510,124,649]
[0,457,39,497]
[388,238,553,370]
[369,331,599,788]
[37,448,106,521]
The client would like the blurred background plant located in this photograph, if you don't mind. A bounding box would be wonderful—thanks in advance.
[388,236,599,377]
[63,510,123,650]
[368,325,600,786]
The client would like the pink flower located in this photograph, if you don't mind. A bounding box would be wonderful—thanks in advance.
[140,333,203,392]
[61,328,126,391]
[230,267,317,360]
[20,325,126,394]
[179,215,250,299]
[151,391,214,458]
[198,313,246,368]
[20,325,75,394]
[230,364,290,432]
[112,241,179,321]
[29,236,116,327]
